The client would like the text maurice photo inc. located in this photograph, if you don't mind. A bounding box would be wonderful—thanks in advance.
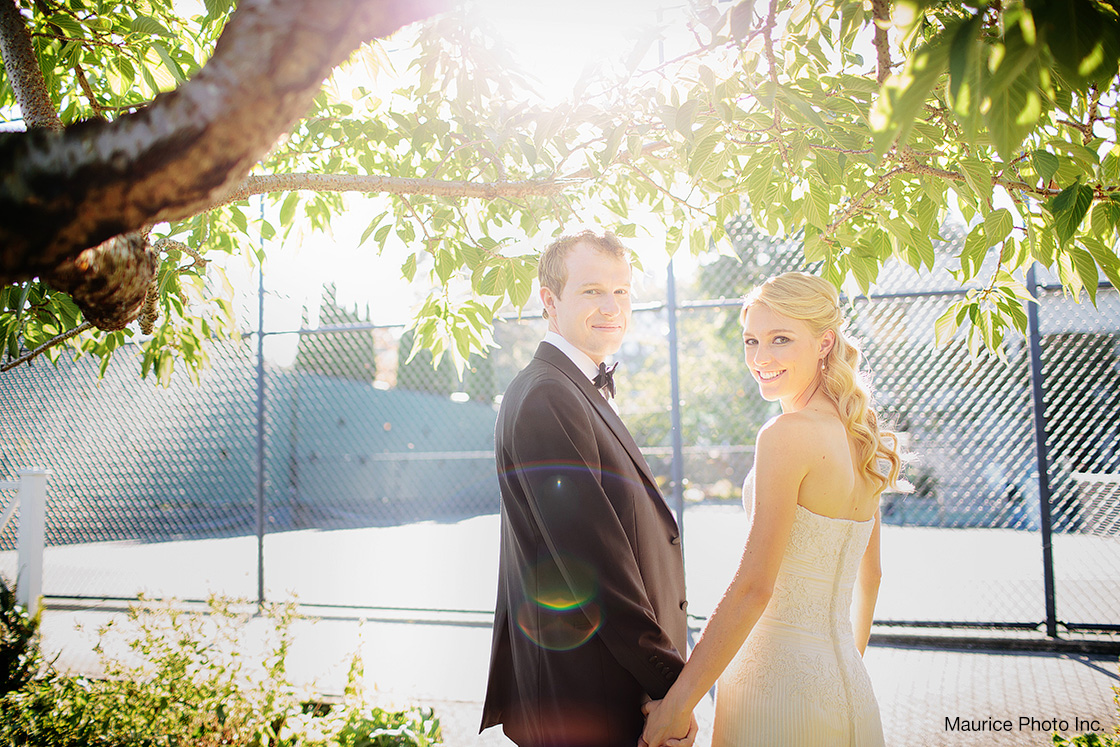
[945,716,1105,733]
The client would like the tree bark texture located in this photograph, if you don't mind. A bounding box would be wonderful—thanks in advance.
[47,232,158,331]
[0,0,61,131]
[0,0,450,286]
[871,0,891,85]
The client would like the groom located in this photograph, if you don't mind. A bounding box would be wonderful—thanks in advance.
[480,230,694,747]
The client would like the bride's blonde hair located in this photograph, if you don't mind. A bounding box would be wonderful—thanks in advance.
[741,272,901,494]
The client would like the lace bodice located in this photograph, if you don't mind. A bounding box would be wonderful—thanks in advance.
[740,471,874,637]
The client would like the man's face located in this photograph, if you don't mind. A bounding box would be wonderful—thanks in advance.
[541,241,632,365]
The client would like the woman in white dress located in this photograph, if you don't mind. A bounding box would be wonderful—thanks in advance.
[641,272,901,747]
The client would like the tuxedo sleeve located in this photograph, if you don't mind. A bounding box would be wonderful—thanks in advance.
[508,377,684,697]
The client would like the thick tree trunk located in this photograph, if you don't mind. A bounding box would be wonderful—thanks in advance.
[0,0,449,286]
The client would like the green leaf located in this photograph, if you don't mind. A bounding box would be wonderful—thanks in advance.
[401,254,417,282]
[152,41,186,82]
[1026,219,1058,266]
[729,0,755,39]
[1089,200,1120,236]
[130,15,170,36]
[1101,145,1120,182]
[948,12,983,107]
[689,228,707,255]
[46,13,85,38]
[983,25,1045,162]
[1032,150,1060,184]
[911,227,936,270]
[959,158,992,204]
[434,247,454,284]
[452,324,470,361]
[688,132,722,179]
[676,100,699,141]
[804,178,830,230]
[601,126,625,169]
[1065,245,1100,303]
[871,30,950,156]
[1080,235,1120,291]
[359,218,381,246]
[984,208,1014,244]
[1047,182,1095,244]
[508,264,534,308]
[203,0,236,20]
[934,302,962,344]
[1026,0,1120,87]
[478,266,505,296]
[961,223,988,276]
[782,89,830,134]
[279,192,300,227]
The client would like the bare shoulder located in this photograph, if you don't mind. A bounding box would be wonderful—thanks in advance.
[756,411,829,468]
[758,410,825,444]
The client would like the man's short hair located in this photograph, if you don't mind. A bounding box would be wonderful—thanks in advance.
[538,230,629,318]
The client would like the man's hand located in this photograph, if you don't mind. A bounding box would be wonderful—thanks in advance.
[637,699,698,747]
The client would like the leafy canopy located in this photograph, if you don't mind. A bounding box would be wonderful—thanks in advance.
[2,0,1119,381]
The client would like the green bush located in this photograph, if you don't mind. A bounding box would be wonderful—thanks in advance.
[1053,734,1120,747]
[0,595,441,747]
[0,576,40,696]
[1052,660,1120,747]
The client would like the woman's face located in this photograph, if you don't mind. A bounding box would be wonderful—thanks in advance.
[742,303,829,411]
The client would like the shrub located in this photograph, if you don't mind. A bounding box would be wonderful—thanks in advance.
[0,575,40,696]
[0,595,441,747]
[1051,660,1120,747]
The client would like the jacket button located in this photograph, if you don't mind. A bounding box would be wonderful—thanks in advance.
[680,600,688,611]
[670,535,681,545]
[649,655,658,663]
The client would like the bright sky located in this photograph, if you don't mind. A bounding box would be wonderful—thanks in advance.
[235,0,698,366]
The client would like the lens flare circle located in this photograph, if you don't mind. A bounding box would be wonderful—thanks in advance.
[523,554,598,611]
[517,600,603,652]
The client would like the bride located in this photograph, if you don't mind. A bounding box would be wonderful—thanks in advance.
[641,272,901,747]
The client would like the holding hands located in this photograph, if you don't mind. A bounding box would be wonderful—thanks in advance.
[638,699,697,747]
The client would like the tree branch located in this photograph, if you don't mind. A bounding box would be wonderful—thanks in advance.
[0,321,93,372]
[0,0,451,285]
[871,0,892,86]
[219,173,575,205]
[823,166,906,240]
[0,0,61,130]
[762,0,792,176]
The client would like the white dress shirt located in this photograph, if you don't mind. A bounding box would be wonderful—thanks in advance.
[543,331,615,403]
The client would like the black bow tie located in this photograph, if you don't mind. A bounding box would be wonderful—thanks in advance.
[593,362,618,398]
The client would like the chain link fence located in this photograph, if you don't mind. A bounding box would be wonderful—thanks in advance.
[1,222,1117,644]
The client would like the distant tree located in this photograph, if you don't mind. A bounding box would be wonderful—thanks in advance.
[626,216,802,457]
[292,284,377,382]
[396,326,498,402]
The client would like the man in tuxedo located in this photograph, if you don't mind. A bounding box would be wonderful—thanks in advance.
[480,230,694,747]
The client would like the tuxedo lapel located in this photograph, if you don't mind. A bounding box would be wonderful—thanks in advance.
[533,343,673,520]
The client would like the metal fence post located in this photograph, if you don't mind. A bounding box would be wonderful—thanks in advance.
[666,258,686,536]
[1026,264,1059,638]
[16,468,48,617]
[256,196,267,607]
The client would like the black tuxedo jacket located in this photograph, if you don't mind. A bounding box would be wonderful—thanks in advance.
[481,342,688,747]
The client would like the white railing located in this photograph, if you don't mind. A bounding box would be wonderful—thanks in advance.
[0,468,48,616]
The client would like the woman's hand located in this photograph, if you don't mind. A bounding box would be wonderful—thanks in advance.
[638,698,697,747]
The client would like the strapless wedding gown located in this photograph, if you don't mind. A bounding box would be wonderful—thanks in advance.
[712,474,885,746]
